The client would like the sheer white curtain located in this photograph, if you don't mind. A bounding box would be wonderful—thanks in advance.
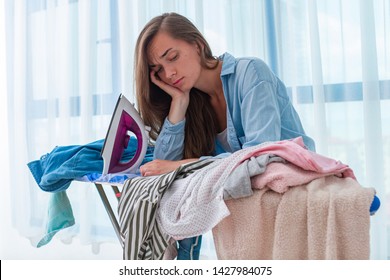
[277,0,389,259]
[4,0,389,259]
[5,0,124,255]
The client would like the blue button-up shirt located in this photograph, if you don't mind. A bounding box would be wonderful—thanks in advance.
[154,52,315,160]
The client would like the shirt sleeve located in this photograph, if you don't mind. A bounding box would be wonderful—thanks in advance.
[153,117,185,160]
[239,61,282,149]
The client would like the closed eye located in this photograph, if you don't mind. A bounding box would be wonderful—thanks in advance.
[169,54,178,61]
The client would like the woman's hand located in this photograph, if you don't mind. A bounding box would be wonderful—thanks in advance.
[140,158,198,177]
[150,70,190,124]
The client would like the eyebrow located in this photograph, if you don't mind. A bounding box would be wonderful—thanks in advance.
[148,48,173,68]
[160,48,172,59]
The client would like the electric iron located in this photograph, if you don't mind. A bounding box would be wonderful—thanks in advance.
[101,94,149,175]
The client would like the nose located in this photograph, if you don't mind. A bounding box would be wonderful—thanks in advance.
[164,66,176,80]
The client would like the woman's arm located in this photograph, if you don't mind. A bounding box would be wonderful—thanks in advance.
[150,69,190,160]
[154,118,186,160]
[144,71,196,176]
[140,158,198,176]
[150,69,190,124]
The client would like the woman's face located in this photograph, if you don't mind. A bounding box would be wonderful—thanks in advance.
[147,31,202,92]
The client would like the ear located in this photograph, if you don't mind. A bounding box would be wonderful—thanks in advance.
[195,42,204,55]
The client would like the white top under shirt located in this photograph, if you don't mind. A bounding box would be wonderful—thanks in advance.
[217,128,233,153]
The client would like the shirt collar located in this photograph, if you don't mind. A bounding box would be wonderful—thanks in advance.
[220,52,236,76]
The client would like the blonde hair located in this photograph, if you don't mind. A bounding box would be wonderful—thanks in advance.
[135,12,219,158]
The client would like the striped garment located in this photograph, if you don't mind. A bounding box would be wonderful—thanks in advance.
[117,159,216,260]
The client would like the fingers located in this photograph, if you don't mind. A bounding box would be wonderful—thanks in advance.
[139,164,150,177]
[140,162,160,177]
[150,70,169,90]
[150,70,184,98]
[140,160,178,177]
[149,69,160,84]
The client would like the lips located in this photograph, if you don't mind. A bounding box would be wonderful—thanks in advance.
[172,77,183,86]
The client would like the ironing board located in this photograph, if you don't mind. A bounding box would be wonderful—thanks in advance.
[95,94,382,253]
[90,175,381,246]
[76,173,131,245]
[95,182,122,244]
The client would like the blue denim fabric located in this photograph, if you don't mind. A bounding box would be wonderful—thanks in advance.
[27,138,154,192]
[176,236,202,260]
[28,137,154,247]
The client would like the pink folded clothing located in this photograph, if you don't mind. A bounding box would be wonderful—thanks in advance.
[241,137,355,180]
[251,161,343,193]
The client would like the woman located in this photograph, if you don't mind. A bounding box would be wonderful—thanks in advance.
[135,12,315,260]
